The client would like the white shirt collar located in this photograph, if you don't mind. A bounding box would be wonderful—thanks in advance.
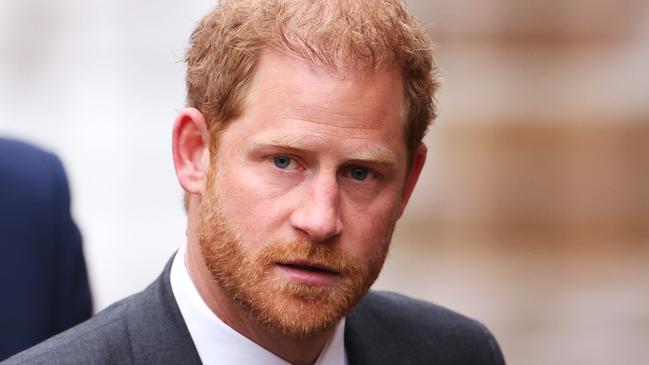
[170,243,348,365]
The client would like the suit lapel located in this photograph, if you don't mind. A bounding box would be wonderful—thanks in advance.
[126,255,203,364]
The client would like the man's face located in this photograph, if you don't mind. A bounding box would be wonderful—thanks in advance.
[197,52,412,338]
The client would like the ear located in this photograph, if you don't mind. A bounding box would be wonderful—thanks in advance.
[172,107,210,196]
[397,143,427,219]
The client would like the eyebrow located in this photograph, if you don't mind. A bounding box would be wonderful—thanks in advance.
[251,134,399,166]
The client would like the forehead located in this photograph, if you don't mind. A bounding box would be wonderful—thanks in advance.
[247,52,404,130]
[220,51,408,165]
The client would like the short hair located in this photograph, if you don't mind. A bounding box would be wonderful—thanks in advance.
[185,0,439,162]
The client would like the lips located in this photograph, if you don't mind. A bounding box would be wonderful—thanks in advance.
[275,260,342,285]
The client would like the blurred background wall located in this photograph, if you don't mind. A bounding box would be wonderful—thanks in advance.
[1,0,648,363]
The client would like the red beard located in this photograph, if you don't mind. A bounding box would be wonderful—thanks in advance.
[197,191,389,338]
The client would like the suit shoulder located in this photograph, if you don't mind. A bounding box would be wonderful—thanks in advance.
[347,290,506,364]
[3,298,134,364]
[0,138,51,158]
[0,138,65,204]
[3,262,199,365]
[0,138,61,176]
[359,290,477,327]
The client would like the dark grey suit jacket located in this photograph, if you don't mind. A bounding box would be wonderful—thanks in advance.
[4,257,505,364]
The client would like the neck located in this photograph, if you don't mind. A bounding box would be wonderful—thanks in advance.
[185,238,335,365]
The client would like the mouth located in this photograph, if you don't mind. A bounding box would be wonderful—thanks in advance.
[275,260,341,285]
[277,261,339,274]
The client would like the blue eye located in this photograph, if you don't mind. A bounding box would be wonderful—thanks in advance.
[350,167,369,181]
[273,156,291,169]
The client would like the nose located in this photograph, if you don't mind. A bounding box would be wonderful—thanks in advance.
[289,173,343,242]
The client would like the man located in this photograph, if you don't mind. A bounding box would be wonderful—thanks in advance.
[0,138,92,361]
[5,0,505,364]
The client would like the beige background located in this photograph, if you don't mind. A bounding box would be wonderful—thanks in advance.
[1,1,648,364]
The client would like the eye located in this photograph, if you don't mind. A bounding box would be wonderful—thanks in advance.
[349,166,369,181]
[272,155,294,169]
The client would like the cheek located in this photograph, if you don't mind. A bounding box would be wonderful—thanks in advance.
[340,194,401,255]
[216,166,293,246]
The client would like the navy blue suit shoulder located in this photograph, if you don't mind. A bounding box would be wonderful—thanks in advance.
[0,138,92,360]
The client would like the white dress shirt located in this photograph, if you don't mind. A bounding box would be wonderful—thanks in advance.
[170,243,348,365]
